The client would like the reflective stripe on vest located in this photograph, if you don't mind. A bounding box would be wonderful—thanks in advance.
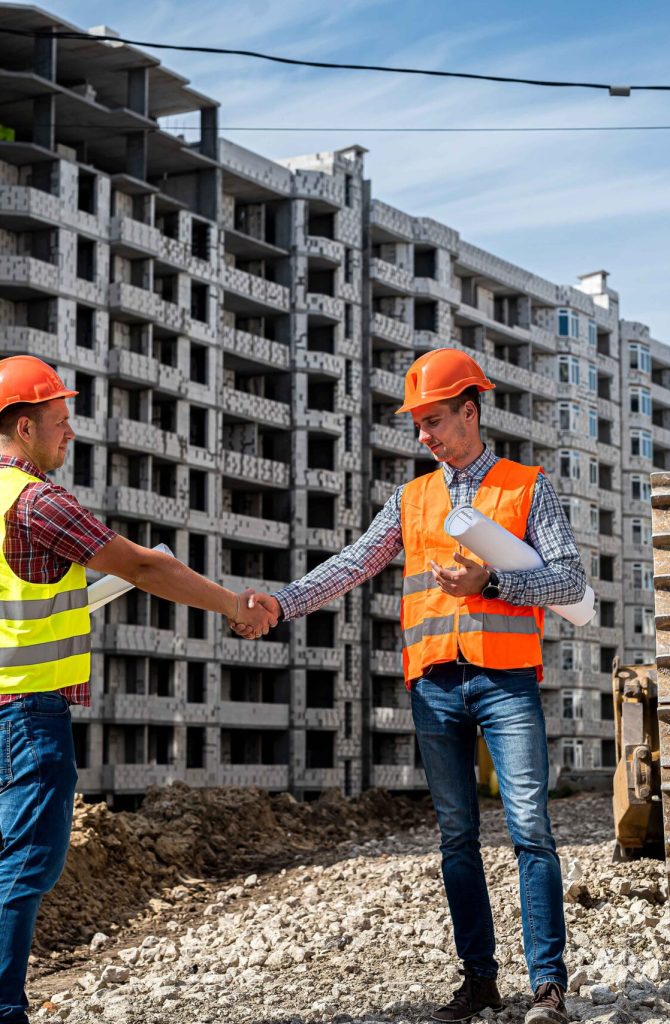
[0,466,91,695]
[400,458,544,686]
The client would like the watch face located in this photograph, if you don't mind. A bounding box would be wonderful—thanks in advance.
[483,584,500,599]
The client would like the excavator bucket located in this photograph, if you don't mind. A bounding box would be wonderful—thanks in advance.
[652,470,670,869]
[611,660,663,860]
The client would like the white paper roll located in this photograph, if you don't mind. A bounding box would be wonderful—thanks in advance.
[87,543,174,613]
[444,505,595,627]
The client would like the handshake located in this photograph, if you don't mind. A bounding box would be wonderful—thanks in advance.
[229,590,282,640]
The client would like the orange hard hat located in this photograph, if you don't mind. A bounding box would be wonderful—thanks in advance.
[395,347,494,414]
[0,355,77,415]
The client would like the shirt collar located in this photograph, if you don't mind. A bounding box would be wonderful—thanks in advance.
[442,445,498,486]
[0,455,49,482]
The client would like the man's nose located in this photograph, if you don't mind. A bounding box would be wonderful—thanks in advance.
[418,428,431,444]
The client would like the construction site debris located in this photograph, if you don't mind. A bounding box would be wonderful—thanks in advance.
[29,790,670,1023]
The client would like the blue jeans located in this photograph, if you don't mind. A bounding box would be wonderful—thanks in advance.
[0,693,77,1024]
[411,663,566,992]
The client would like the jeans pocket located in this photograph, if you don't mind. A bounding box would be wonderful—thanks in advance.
[26,692,70,717]
[0,721,12,793]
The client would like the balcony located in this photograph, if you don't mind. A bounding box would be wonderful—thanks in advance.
[370,593,401,619]
[370,367,404,401]
[481,405,557,448]
[457,302,532,346]
[223,265,290,312]
[304,468,342,493]
[76,768,104,794]
[651,381,670,410]
[102,764,184,792]
[369,765,426,789]
[414,329,442,352]
[305,708,340,729]
[478,352,557,399]
[108,348,159,387]
[110,216,162,258]
[370,423,420,457]
[108,281,157,322]
[220,511,290,547]
[413,277,460,304]
[305,527,343,551]
[298,767,342,789]
[102,693,179,724]
[103,624,179,657]
[220,765,290,789]
[370,258,414,295]
[221,448,290,488]
[105,486,188,526]
[370,649,404,676]
[544,717,618,740]
[369,311,414,349]
[304,235,344,264]
[1,326,59,360]
[305,292,344,322]
[222,325,290,370]
[219,636,290,667]
[222,386,291,428]
[369,707,413,731]
[370,478,398,506]
[293,169,343,207]
[370,200,414,241]
[0,185,61,228]
[220,701,290,728]
[0,255,60,295]
[107,417,182,460]
[294,350,344,378]
[154,296,186,333]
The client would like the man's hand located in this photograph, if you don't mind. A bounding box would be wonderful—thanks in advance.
[228,591,281,640]
[430,553,490,597]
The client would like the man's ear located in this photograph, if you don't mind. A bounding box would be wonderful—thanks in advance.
[16,416,33,442]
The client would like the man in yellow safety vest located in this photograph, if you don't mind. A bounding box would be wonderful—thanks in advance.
[0,355,276,1024]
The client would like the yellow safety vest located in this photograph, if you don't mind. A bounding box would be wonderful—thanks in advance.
[0,466,91,694]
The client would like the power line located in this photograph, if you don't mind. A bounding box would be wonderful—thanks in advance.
[0,25,666,94]
[6,123,670,134]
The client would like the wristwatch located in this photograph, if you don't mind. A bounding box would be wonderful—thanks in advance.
[481,569,500,600]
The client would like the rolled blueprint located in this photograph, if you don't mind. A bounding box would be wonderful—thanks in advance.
[444,505,595,627]
[87,543,174,613]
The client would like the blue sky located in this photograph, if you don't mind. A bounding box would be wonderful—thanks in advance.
[34,0,670,337]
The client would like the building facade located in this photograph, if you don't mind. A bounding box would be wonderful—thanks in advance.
[0,6,659,802]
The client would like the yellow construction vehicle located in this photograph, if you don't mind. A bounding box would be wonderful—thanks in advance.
[612,471,669,862]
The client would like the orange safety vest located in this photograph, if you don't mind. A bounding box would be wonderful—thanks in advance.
[400,458,544,687]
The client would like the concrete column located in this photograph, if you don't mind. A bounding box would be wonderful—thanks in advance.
[127,67,149,116]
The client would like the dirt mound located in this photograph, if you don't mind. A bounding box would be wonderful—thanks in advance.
[36,785,431,952]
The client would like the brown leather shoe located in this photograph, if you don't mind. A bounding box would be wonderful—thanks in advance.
[524,982,569,1024]
[431,967,503,1022]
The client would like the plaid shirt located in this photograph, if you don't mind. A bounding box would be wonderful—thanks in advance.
[0,456,116,707]
[275,446,586,619]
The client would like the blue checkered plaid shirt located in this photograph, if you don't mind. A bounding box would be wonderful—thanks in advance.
[274,446,586,619]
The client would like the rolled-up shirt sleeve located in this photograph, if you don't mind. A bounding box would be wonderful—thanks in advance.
[496,473,587,608]
[274,488,405,620]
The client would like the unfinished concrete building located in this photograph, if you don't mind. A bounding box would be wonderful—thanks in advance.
[0,4,663,801]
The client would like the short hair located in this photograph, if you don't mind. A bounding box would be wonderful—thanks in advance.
[0,402,46,440]
[442,385,481,423]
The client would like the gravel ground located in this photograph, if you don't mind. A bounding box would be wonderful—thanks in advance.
[31,793,670,1024]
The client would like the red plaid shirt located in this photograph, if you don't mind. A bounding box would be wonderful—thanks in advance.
[0,456,116,707]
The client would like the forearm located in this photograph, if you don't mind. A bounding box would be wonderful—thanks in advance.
[130,551,239,618]
[274,492,404,620]
[275,552,381,620]
[497,560,587,607]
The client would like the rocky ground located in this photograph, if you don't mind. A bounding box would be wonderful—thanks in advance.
[28,790,670,1024]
